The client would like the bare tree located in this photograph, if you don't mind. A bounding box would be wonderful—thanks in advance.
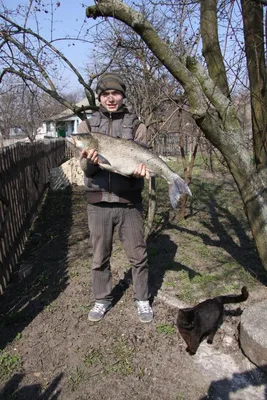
[0,75,70,141]
[0,77,21,139]
[0,1,100,119]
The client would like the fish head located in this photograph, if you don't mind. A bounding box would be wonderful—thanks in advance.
[70,132,98,151]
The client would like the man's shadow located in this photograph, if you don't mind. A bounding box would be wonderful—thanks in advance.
[0,372,63,400]
[110,233,200,306]
[147,233,201,298]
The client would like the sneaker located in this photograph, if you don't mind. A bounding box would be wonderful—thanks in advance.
[88,302,111,322]
[136,300,153,323]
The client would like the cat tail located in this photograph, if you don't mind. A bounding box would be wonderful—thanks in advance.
[217,286,249,304]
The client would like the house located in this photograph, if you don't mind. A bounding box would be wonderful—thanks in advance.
[37,97,96,140]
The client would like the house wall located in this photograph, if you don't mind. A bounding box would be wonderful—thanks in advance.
[37,113,91,139]
[37,122,57,138]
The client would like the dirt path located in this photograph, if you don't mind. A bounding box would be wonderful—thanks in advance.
[1,186,267,400]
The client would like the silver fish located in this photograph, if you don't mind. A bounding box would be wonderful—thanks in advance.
[69,132,191,208]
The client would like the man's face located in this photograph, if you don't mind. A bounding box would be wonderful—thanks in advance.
[100,90,123,112]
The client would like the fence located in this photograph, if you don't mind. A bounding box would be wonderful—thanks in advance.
[0,139,66,293]
[153,132,183,156]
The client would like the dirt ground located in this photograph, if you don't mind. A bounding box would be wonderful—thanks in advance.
[1,175,267,400]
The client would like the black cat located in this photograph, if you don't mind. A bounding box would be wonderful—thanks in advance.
[176,286,249,355]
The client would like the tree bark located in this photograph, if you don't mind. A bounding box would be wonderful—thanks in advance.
[241,0,267,171]
[200,0,230,97]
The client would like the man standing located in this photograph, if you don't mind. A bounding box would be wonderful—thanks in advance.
[78,72,153,323]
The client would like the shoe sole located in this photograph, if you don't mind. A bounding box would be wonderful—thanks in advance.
[88,305,112,322]
[88,315,104,322]
[139,317,153,323]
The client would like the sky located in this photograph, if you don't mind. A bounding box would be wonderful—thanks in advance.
[8,0,99,93]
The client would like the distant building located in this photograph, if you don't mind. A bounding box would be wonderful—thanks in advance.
[37,97,95,140]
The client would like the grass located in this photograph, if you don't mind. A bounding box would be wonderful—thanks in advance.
[83,348,103,367]
[80,338,135,378]
[0,351,21,380]
[144,156,266,303]
[69,268,79,278]
[68,366,85,391]
[107,337,134,376]
[156,324,176,335]
[44,303,58,313]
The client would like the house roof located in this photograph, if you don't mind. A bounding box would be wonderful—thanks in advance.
[51,97,97,121]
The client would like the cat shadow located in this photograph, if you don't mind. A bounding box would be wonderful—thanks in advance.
[199,365,267,400]
[224,307,243,317]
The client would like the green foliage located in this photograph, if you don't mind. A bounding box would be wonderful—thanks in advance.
[156,324,176,335]
[83,348,103,367]
[0,351,21,380]
[14,332,22,341]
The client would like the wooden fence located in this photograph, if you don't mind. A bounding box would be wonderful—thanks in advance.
[0,139,66,294]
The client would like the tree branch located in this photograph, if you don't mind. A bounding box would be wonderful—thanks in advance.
[86,0,208,119]
[2,67,97,119]
[0,14,97,107]
[200,0,230,97]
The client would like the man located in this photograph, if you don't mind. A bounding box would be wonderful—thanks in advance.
[78,72,153,323]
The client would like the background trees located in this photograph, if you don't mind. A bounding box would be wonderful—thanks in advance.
[0,0,98,123]
[0,77,68,140]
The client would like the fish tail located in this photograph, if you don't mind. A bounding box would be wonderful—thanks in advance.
[168,176,192,208]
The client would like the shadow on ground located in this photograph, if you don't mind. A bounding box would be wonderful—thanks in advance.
[147,179,267,289]
[147,233,201,298]
[0,188,73,349]
[199,364,267,400]
[0,372,63,399]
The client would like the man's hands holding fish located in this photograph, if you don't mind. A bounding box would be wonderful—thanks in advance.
[80,148,150,179]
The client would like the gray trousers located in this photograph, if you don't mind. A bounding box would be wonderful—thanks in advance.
[87,203,149,304]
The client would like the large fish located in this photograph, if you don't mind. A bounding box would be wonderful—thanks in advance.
[69,132,191,208]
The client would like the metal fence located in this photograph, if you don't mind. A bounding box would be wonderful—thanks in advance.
[0,139,66,293]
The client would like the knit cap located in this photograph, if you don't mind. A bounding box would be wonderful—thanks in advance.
[96,72,126,98]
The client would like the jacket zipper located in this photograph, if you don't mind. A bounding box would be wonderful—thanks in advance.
[108,113,112,198]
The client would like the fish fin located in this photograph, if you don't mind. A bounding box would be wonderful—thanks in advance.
[168,177,192,208]
[98,154,111,165]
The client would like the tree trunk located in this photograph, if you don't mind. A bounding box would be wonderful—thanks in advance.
[200,0,230,97]
[241,0,267,171]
